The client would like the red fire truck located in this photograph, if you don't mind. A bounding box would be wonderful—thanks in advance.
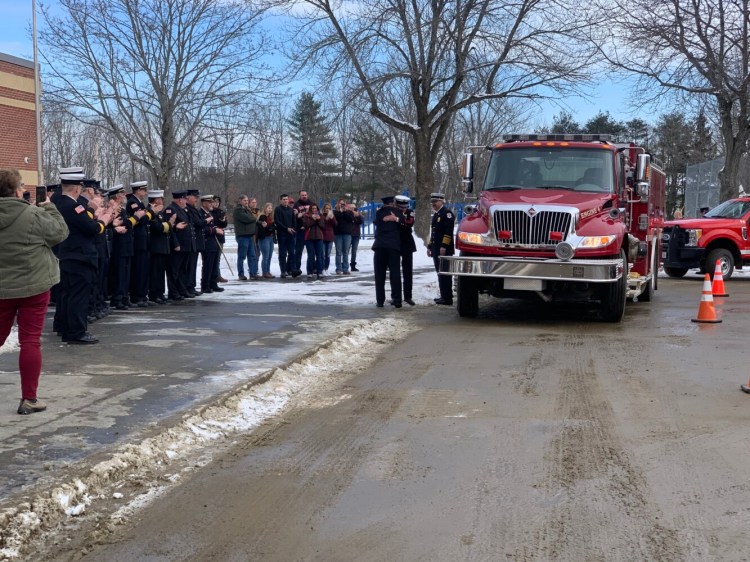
[440,134,666,321]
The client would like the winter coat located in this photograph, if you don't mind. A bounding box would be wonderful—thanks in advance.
[233,206,257,237]
[0,198,69,299]
[303,214,326,241]
[333,209,355,235]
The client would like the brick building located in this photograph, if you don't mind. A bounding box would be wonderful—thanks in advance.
[0,52,40,187]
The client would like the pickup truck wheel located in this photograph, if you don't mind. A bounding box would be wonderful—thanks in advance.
[664,266,688,278]
[601,250,627,322]
[706,248,734,280]
[456,277,479,318]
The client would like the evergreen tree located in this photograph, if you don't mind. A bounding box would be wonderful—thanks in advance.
[624,119,651,149]
[583,112,626,138]
[690,109,719,163]
[350,121,393,201]
[287,92,338,192]
[549,111,582,134]
[653,112,693,216]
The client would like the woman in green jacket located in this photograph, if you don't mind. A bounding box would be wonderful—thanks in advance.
[0,169,69,415]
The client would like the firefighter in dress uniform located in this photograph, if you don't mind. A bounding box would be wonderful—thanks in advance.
[395,195,417,306]
[109,185,136,310]
[428,192,455,305]
[54,168,114,344]
[199,194,225,293]
[185,189,209,296]
[372,195,405,308]
[165,191,194,300]
[127,181,152,307]
[210,196,228,282]
[147,189,175,304]
[78,178,107,323]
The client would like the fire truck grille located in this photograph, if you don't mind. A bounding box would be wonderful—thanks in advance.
[493,210,573,246]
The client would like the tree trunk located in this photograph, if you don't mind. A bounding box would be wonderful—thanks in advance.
[719,145,745,202]
[717,99,747,202]
[412,135,435,242]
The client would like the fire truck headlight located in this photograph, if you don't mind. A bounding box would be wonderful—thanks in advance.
[555,242,574,261]
[458,231,486,245]
[579,235,617,249]
[685,229,702,246]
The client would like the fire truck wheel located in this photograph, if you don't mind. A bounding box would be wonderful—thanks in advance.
[705,248,734,280]
[456,277,479,318]
[640,250,659,302]
[663,266,688,278]
[601,250,627,322]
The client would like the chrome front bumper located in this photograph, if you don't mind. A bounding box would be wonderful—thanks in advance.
[439,255,623,283]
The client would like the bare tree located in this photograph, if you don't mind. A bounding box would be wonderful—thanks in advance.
[598,0,750,202]
[287,0,598,236]
[39,0,273,191]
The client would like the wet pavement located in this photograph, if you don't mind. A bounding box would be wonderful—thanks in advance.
[0,279,388,502]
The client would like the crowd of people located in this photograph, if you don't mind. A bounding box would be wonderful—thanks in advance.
[233,190,365,281]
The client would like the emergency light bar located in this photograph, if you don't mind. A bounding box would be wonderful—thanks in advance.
[502,134,614,142]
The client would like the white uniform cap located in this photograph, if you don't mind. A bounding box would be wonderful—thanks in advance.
[59,166,84,175]
[430,192,445,201]
[130,181,148,190]
[147,189,165,199]
[200,194,215,201]
[394,195,410,205]
[60,173,86,184]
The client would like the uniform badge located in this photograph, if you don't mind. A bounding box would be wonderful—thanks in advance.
[74,205,85,214]
[447,212,453,219]
[437,217,441,222]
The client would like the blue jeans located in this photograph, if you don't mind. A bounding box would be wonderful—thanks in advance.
[236,235,257,277]
[259,236,274,275]
[305,239,324,274]
[323,240,333,271]
[295,230,306,273]
[334,234,352,272]
[277,234,295,275]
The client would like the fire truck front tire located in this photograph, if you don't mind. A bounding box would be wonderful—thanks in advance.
[456,277,479,318]
[705,248,734,280]
[640,250,659,302]
[601,250,627,322]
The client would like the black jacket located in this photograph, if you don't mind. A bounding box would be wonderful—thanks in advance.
[275,205,295,238]
[55,193,104,266]
[127,193,150,252]
[148,205,172,255]
[372,206,404,252]
[165,202,195,252]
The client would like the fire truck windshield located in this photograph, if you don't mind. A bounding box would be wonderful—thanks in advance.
[483,148,614,194]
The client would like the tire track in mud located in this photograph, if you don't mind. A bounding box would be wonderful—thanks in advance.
[509,331,684,562]
[78,350,436,562]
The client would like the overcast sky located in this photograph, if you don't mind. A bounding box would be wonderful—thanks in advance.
[2,0,633,128]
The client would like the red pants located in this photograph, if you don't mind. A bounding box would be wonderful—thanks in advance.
[0,290,50,400]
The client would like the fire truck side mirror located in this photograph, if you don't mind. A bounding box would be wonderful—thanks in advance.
[460,153,474,193]
[635,154,651,200]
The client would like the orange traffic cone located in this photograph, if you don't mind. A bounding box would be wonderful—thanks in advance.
[711,259,729,297]
[741,377,750,394]
[692,274,722,323]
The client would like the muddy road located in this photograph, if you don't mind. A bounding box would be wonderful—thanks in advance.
[48,276,750,561]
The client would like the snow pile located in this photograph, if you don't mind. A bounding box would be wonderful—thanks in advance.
[0,316,417,559]
[0,327,18,356]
